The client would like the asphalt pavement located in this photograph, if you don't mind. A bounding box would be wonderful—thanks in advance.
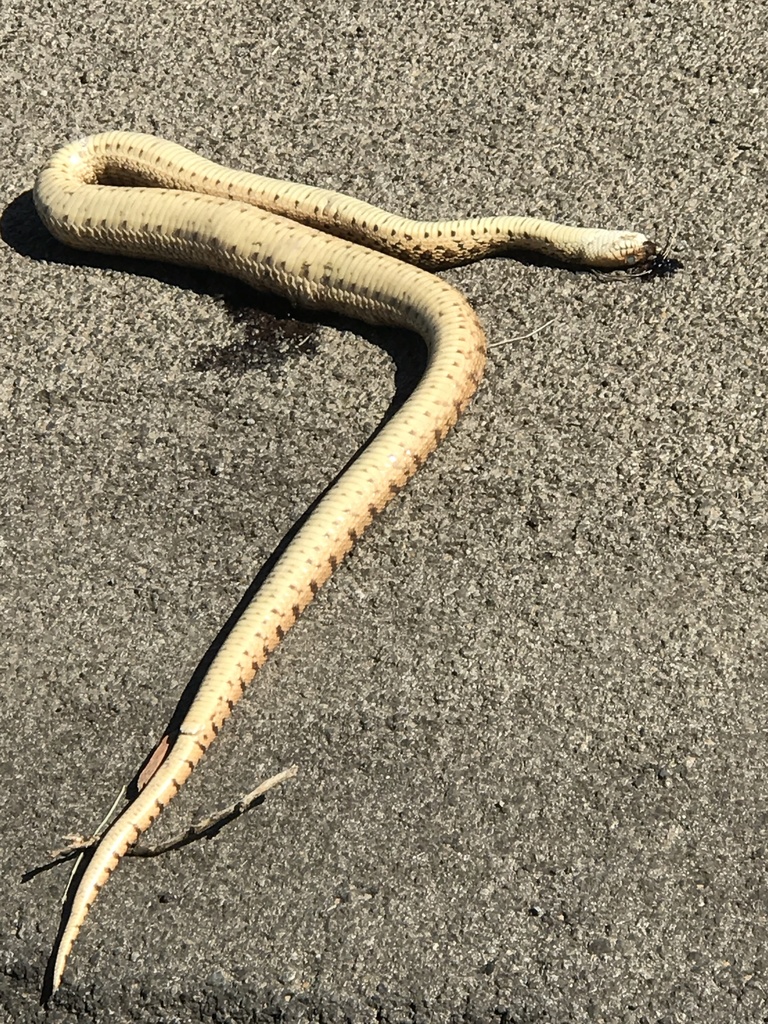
[2,1,767,1021]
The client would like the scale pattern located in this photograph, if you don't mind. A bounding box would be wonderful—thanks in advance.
[33,132,656,991]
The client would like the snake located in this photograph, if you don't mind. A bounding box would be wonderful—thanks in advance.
[33,131,657,991]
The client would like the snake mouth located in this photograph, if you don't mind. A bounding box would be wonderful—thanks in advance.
[641,238,658,262]
[589,239,681,282]
[634,241,682,279]
[632,228,683,279]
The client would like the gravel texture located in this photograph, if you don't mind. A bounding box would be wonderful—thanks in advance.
[2,1,767,1021]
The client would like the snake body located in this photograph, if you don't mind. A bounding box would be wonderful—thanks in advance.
[33,132,656,991]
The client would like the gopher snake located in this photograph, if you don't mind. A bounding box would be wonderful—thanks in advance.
[33,131,656,991]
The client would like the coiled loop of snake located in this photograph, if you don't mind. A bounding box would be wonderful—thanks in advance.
[33,132,656,991]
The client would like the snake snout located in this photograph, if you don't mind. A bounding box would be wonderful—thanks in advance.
[640,238,658,263]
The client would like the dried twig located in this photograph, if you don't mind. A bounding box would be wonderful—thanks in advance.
[55,786,128,903]
[489,317,556,348]
[130,764,299,857]
[48,766,298,865]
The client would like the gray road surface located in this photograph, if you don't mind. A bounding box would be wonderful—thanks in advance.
[2,1,767,1021]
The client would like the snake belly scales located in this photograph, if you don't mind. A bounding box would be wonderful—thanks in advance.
[33,131,656,990]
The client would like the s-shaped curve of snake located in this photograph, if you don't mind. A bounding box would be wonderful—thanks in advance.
[33,131,657,991]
